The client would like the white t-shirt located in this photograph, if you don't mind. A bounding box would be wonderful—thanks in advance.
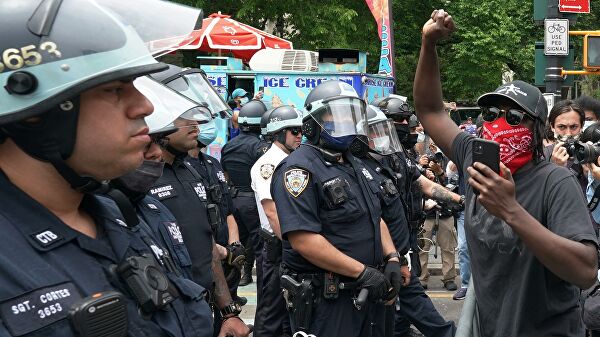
[250,144,288,232]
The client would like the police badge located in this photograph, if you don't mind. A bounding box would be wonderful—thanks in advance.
[260,164,275,179]
[284,169,309,197]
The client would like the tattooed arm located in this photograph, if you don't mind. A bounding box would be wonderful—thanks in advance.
[416,175,461,204]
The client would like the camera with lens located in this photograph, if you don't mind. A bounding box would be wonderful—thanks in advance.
[115,254,178,314]
[573,122,600,164]
[427,152,444,164]
[562,138,579,158]
[574,142,600,164]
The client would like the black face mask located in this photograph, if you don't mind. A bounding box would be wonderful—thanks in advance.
[395,124,410,138]
[113,160,165,195]
[401,134,418,149]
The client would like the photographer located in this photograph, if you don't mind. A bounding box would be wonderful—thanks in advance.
[545,101,587,192]
[580,122,600,225]
[418,151,459,291]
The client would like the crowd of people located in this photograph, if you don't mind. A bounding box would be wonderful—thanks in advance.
[1,2,600,337]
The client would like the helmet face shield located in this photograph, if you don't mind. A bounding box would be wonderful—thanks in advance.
[368,119,403,155]
[134,76,211,134]
[164,71,232,118]
[100,0,202,56]
[312,97,368,137]
[0,0,201,123]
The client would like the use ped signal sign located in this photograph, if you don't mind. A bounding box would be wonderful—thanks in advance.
[544,19,569,56]
[559,0,590,13]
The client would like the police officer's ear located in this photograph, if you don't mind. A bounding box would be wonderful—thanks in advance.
[302,119,319,144]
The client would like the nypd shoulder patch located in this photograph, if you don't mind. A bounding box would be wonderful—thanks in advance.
[284,168,310,197]
[260,164,275,180]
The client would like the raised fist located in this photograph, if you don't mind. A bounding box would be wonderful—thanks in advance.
[422,9,456,43]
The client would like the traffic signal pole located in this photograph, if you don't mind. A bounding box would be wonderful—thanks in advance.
[545,0,565,99]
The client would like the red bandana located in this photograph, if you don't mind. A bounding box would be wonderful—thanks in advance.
[481,117,533,174]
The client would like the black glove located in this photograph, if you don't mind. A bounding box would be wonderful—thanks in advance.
[225,242,246,268]
[355,265,392,303]
[384,260,402,296]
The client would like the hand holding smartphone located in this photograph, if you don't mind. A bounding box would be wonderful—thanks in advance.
[471,139,500,194]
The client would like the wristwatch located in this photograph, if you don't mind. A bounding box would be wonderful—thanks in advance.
[384,251,401,262]
[220,301,242,318]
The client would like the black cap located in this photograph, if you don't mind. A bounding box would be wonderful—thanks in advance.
[477,80,547,124]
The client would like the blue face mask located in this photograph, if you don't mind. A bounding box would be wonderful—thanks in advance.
[198,119,217,146]
[239,97,249,106]
[321,121,356,151]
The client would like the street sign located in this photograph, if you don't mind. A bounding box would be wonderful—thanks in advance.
[544,19,569,55]
[559,0,590,13]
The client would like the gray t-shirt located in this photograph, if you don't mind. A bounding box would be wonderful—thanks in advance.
[451,132,598,337]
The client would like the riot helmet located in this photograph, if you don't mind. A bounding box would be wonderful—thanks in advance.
[134,76,212,139]
[267,105,303,152]
[376,96,412,121]
[261,108,275,140]
[366,105,403,155]
[408,114,419,129]
[238,100,267,133]
[302,80,368,152]
[0,0,202,192]
[151,64,232,119]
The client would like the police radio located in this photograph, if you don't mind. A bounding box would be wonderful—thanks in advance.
[69,291,128,337]
[114,254,178,314]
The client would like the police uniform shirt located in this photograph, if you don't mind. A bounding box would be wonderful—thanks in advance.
[148,159,214,290]
[362,157,411,255]
[221,132,270,191]
[186,153,233,246]
[271,145,384,273]
[0,171,212,337]
[250,144,288,232]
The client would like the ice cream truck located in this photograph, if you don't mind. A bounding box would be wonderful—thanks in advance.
[199,48,395,158]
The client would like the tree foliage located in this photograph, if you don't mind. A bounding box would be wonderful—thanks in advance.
[172,0,600,101]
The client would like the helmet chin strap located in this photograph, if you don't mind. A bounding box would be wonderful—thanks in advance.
[276,131,296,153]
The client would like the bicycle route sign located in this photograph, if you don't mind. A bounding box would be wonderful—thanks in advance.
[559,0,590,13]
[544,19,569,56]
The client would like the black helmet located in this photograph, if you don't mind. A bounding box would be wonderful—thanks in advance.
[238,100,267,132]
[261,108,275,136]
[0,0,201,192]
[151,64,232,119]
[302,80,368,147]
[376,96,412,121]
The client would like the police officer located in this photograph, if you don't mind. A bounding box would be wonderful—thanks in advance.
[221,100,271,287]
[111,76,219,336]
[272,80,400,336]
[260,108,276,143]
[376,97,459,337]
[187,118,247,308]
[0,1,211,336]
[146,69,249,336]
[250,106,303,337]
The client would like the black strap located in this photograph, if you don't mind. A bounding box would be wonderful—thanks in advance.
[104,188,140,228]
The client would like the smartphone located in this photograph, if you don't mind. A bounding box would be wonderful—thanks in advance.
[472,139,500,194]
[472,138,500,174]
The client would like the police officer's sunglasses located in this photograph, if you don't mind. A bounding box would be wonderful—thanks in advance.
[287,127,301,136]
[481,106,526,127]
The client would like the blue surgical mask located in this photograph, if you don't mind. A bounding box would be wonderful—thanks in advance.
[239,97,249,106]
[198,119,217,146]
[584,121,595,131]
[320,131,356,151]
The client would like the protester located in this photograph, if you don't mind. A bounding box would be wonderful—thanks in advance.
[413,9,598,337]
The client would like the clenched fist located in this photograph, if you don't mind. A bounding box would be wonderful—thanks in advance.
[422,9,456,43]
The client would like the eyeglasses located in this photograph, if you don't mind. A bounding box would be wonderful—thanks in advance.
[481,106,526,126]
[288,127,301,136]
